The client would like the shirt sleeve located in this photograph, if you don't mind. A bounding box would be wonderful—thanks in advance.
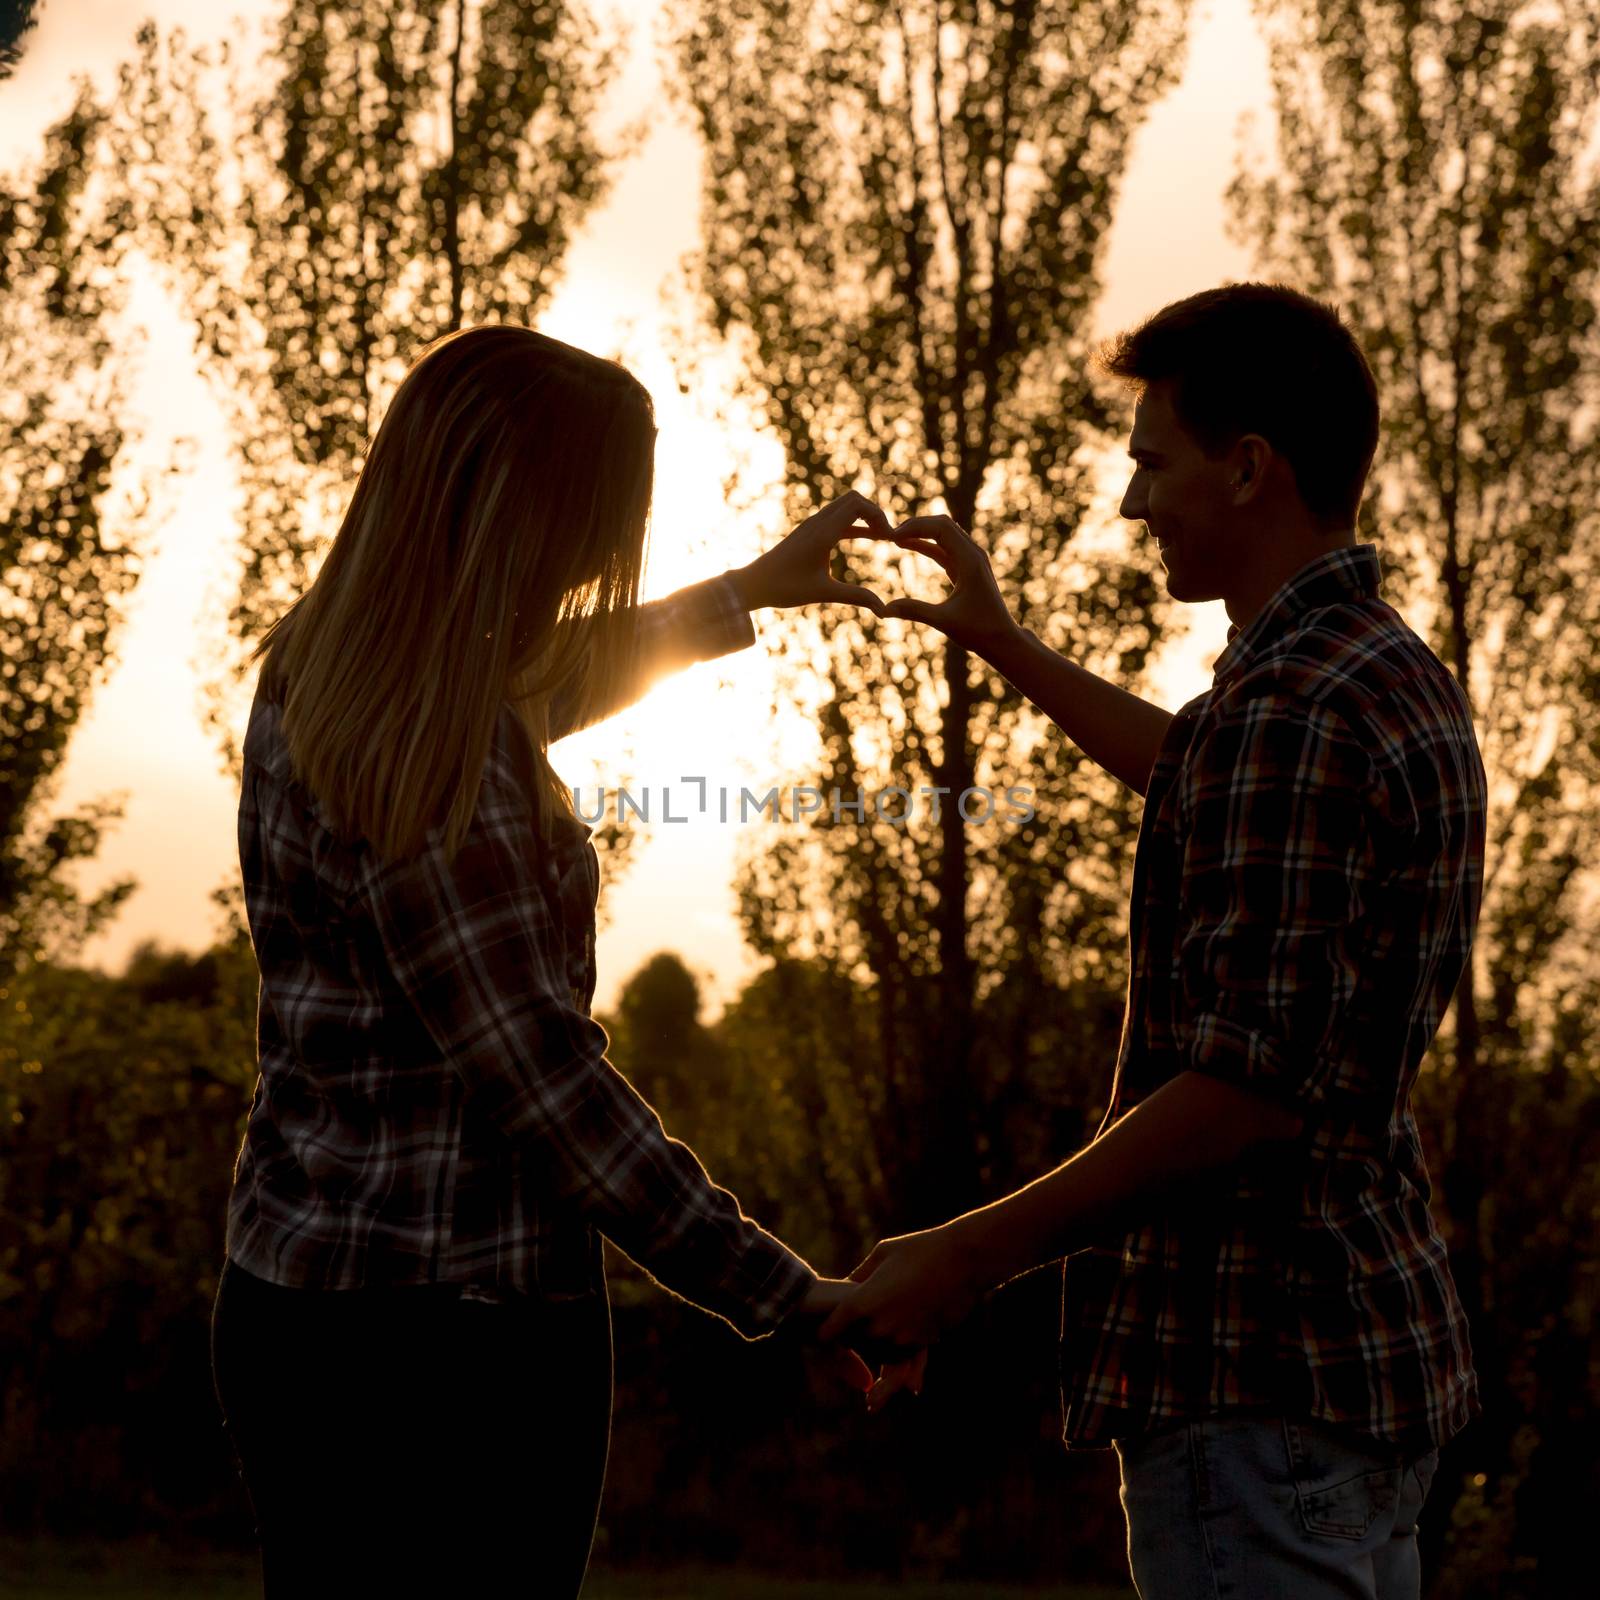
[548,574,756,742]
[358,777,813,1338]
[1175,687,1389,1120]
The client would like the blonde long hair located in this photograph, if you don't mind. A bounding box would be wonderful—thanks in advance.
[250,324,654,864]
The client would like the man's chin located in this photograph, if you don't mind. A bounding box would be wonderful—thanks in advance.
[1161,568,1220,605]
[1159,559,1188,599]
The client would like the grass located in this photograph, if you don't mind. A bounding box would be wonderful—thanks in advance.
[0,1538,1134,1600]
[593,1582,1128,1600]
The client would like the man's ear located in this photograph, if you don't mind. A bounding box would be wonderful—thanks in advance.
[1230,434,1272,497]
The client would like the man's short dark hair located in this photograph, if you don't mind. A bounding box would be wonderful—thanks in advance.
[1093,282,1380,532]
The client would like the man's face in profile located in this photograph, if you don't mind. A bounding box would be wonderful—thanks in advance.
[1118,378,1243,604]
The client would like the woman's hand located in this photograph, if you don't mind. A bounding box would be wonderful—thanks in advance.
[727,490,891,615]
[880,514,1017,654]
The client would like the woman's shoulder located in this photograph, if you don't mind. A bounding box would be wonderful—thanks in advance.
[485,699,537,798]
[243,679,293,788]
[488,702,594,853]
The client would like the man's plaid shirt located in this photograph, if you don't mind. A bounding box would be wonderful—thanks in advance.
[1060,543,1484,1457]
[226,575,814,1338]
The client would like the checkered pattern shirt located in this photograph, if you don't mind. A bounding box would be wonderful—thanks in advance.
[226,575,815,1337]
[1059,543,1485,1456]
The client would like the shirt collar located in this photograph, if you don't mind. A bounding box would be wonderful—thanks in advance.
[1211,542,1383,685]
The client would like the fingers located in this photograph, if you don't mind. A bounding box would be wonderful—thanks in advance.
[833,1345,875,1393]
[822,580,886,616]
[834,489,893,539]
[866,1371,911,1413]
[891,535,949,563]
[881,596,946,628]
[866,1348,928,1414]
[818,509,973,556]
[891,513,972,553]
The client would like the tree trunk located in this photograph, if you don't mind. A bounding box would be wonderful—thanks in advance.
[445,0,466,332]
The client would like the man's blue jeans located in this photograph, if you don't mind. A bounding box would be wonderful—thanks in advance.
[1113,1412,1441,1599]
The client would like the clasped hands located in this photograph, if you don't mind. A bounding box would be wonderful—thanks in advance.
[794,1217,991,1412]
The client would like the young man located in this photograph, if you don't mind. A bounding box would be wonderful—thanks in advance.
[822,283,1484,1599]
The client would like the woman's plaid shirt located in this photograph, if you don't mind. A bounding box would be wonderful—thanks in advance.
[225,575,814,1338]
[1060,543,1485,1457]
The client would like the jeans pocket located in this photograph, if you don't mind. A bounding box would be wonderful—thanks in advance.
[1284,1419,1404,1540]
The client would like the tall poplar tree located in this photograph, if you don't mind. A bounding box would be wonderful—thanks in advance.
[1229,1,1600,1582]
[108,2,639,808]
[664,0,1193,1225]
[1,93,148,984]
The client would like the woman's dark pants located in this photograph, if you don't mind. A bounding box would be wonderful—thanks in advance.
[211,1256,613,1597]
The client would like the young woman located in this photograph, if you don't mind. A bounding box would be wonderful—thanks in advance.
[209,324,891,1595]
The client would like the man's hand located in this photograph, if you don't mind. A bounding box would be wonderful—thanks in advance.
[817,1220,987,1356]
[727,490,891,615]
[878,515,1017,653]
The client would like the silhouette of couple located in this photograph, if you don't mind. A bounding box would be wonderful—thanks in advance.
[211,284,1481,1599]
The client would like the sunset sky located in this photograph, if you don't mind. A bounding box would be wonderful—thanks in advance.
[4,0,1274,1014]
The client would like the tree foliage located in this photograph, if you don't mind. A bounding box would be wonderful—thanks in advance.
[0,1,41,82]
[595,950,1132,1581]
[0,933,260,1533]
[663,0,1194,1228]
[6,927,1594,1583]
[603,951,887,1269]
[105,1,646,890]
[0,935,1139,1582]
[0,92,153,987]
[1229,2,1600,1588]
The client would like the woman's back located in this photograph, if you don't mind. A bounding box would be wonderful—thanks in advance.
[229,685,616,1302]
